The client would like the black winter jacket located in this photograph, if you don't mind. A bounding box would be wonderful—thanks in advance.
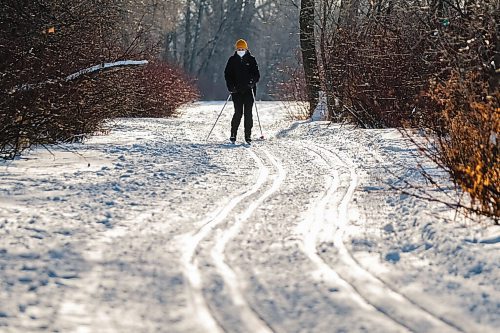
[224,51,260,93]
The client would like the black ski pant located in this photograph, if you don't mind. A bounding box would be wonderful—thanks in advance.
[230,89,254,140]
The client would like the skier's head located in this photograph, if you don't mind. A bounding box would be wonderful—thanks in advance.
[235,39,248,50]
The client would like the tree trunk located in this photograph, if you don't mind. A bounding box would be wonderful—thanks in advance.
[183,0,192,71]
[492,0,500,91]
[300,0,320,116]
[190,0,205,73]
[319,0,335,120]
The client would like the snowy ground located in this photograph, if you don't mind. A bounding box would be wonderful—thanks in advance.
[0,101,498,333]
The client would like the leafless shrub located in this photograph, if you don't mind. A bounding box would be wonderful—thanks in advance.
[120,61,199,118]
[0,0,198,159]
[411,2,499,220]
[320,3,435,128]
[270,54,310,120]
[422,77,498,219]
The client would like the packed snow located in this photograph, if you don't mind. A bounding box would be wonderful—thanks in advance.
[0,102,498,333]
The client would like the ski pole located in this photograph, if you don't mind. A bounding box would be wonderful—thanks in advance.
[206,94,231,141]
[251,88,264,139]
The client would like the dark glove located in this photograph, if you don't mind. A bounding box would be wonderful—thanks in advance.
[229,86,237,93]
[248,80,255,88]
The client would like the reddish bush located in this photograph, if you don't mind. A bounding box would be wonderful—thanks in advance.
[0,61,198,159]
[123,62,199,118]
[321,8,435,128]
[0,1,199,159]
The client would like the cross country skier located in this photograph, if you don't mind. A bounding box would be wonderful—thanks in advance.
[224,39,260,144]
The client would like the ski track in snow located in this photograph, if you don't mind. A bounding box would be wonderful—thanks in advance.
[295,143,410,332]
[0,101,498,333]
[181,122,285,332]
[316,137,491,333]
[179,147,271,333]
[305,143,463,333]
[209,148,284,333]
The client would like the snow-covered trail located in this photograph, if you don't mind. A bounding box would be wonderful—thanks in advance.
[0,102,498,333]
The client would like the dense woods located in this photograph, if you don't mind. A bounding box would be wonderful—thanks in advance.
[163,0,299,100]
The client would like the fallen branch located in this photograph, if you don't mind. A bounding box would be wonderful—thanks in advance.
[9,60,149,94]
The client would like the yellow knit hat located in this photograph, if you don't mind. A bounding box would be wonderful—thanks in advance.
[235,39,248,49]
